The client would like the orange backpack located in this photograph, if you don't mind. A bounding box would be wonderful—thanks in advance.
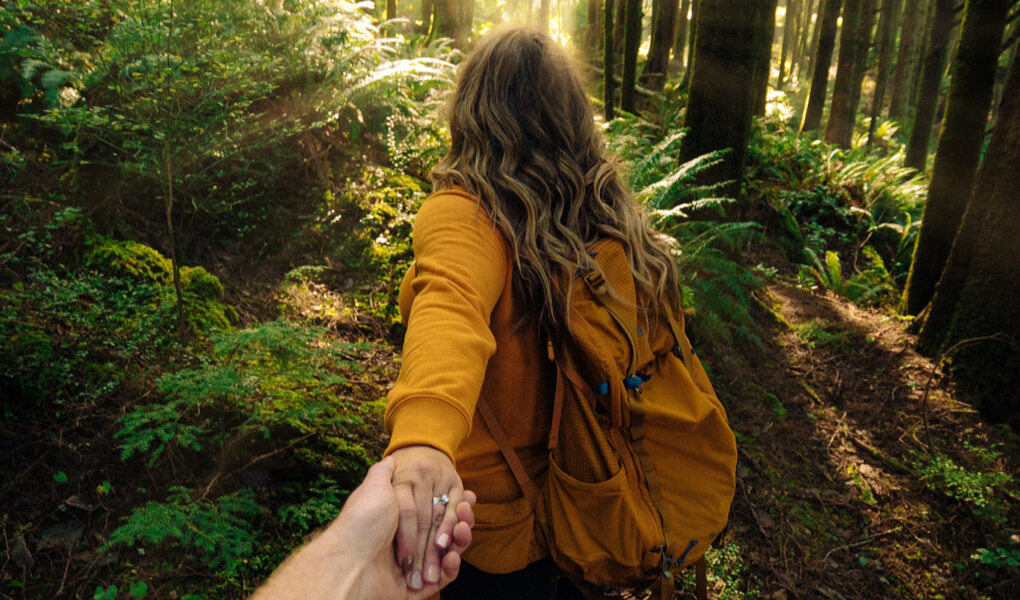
[477,238,737,599]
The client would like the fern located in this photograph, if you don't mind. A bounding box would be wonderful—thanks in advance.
[104,487,260,574]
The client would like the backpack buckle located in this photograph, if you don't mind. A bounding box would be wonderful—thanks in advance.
[660,550,675,578]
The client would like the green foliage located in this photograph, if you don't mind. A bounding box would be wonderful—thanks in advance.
[116,319,371,470]
[86,238,172,285]
[915,453,1011,522]
[973,543,1020,570]
[278,474,348,534]
[794,320,852,353]
[799,247,895,306]
[104,486,260,574]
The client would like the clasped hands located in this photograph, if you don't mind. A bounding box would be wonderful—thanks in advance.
[250,446,474,600]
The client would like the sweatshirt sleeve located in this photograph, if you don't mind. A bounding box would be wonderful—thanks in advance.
[384,190,509,463]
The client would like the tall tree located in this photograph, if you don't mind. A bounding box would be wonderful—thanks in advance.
[902,0,1010,315]
[846,0,877,129]
[620,0,643,111]
[587,0,602,49]
[825,0,866,146]
[800,0,843,131]
[916,51,1020,424]
[682,0,702,89]
[794,0,817,79]
[681,0,774,203]
[614,0,627,52]
[779,0,801,87]
[753,0,781,115]
[867,0,901,144]
[644,0,681,89]
[434,0,473,47]
[387,0,398,21]
[904,0,955,170]
[674,0,693,69]
[538,0,551,32]
[888,0,926,119]
[605,0,616,120]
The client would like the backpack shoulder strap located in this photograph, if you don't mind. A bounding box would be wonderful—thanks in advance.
[476,395,540,502]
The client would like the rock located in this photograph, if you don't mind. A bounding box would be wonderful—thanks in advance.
[9,535,33,569]
[64,494,94,510]
[36,521,84,552]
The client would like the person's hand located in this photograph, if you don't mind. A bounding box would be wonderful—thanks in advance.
[389,445,467,592]
[248,456,475,600]
[339,456,475,600]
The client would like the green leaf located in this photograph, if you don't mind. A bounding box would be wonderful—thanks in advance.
[129,581,148,598]
[54,471,68,483]
[94,585,117,600]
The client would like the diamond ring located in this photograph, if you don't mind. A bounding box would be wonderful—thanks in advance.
[432,494,449,506]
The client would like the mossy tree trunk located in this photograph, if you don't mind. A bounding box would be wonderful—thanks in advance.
[794,0,816,78]
[825,0,868,147]
[643,0,680,90]
[887,0,926,119]
[620,0,643,112]
[902,0,1009,315]
[674,0,692,69]
[753,0,781,115]
[904,0,955,171]
[681,0,772,205]
[614,0,627,53]
[605,0,616,120]
[867,0,901,144]
[800,0,843,131]
[916,52,1020,425]
[587,0,602,49]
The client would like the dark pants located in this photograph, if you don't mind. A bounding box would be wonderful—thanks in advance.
[441,558,590,600]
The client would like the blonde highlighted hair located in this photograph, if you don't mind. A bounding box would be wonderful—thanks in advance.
[430,24,680,337]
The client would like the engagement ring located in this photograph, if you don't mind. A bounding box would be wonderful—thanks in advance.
[432,494,449,506]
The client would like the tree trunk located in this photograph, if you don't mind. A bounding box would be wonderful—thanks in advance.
[794,0,817,79]
[605,0,617,120]
[682,0,701,88]
[887,0,924,119]
[825,0,865,146]
[588,0,603,49]
[421,0,434,33]
[435,0,472,47]
[867,0,901,144]
[904,0,954,171]
[779,0,800,87]
[538,0,551,32]
[681,0,772,205]
[674,0,692,68]
[902,0,1009,315]
[387,0,398,21]
[847,0,877,131]
[644,0,680,89]
[620,0,643,111]
[614,0,627,53]
[800,0,843,130]
[916,52,1020,426]
[753,0,781,115]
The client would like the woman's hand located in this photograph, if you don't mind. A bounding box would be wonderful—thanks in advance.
[389,445,467,592]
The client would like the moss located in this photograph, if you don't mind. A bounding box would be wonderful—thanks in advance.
[85,237,172,285]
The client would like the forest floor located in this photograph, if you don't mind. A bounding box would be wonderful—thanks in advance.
[2,242,1018,600]
[671,251,1020,599]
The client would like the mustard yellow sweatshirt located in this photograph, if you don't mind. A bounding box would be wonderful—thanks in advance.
[384,188,554,571]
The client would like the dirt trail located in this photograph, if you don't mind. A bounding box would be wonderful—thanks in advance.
[702,282,1019,599]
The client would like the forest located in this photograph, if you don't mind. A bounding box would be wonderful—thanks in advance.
[1,0,1019,598]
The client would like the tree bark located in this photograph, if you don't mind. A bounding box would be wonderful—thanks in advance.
[614,0,627,53]
[387,0,397,22]
[904,0,954,171]
[800,0,843,130]
[620,0,643,111]
[867,0,901,144]
[682,0,701,88]
[674,0,692,68]
[681,0,772,205]
[753,0,781,115]
[825,0,865,146]
[916,51,1020,425]
[887,0,925,119]
[779,0,801,87]
[794,0,817,79]
[902,0,1009,315]
[538,0,551,32]
[588,0,603,49]
[605,0,617,120]
[847,0,877,132]
[644,0,680,89]
[434,0,472,47]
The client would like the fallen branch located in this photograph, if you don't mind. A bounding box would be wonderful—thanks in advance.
[822,527,902,562]
[849,436,912,476]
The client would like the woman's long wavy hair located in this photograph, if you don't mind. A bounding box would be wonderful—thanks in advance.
[430,25,680,338]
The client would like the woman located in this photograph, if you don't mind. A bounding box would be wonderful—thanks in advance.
[384,25,682,598]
